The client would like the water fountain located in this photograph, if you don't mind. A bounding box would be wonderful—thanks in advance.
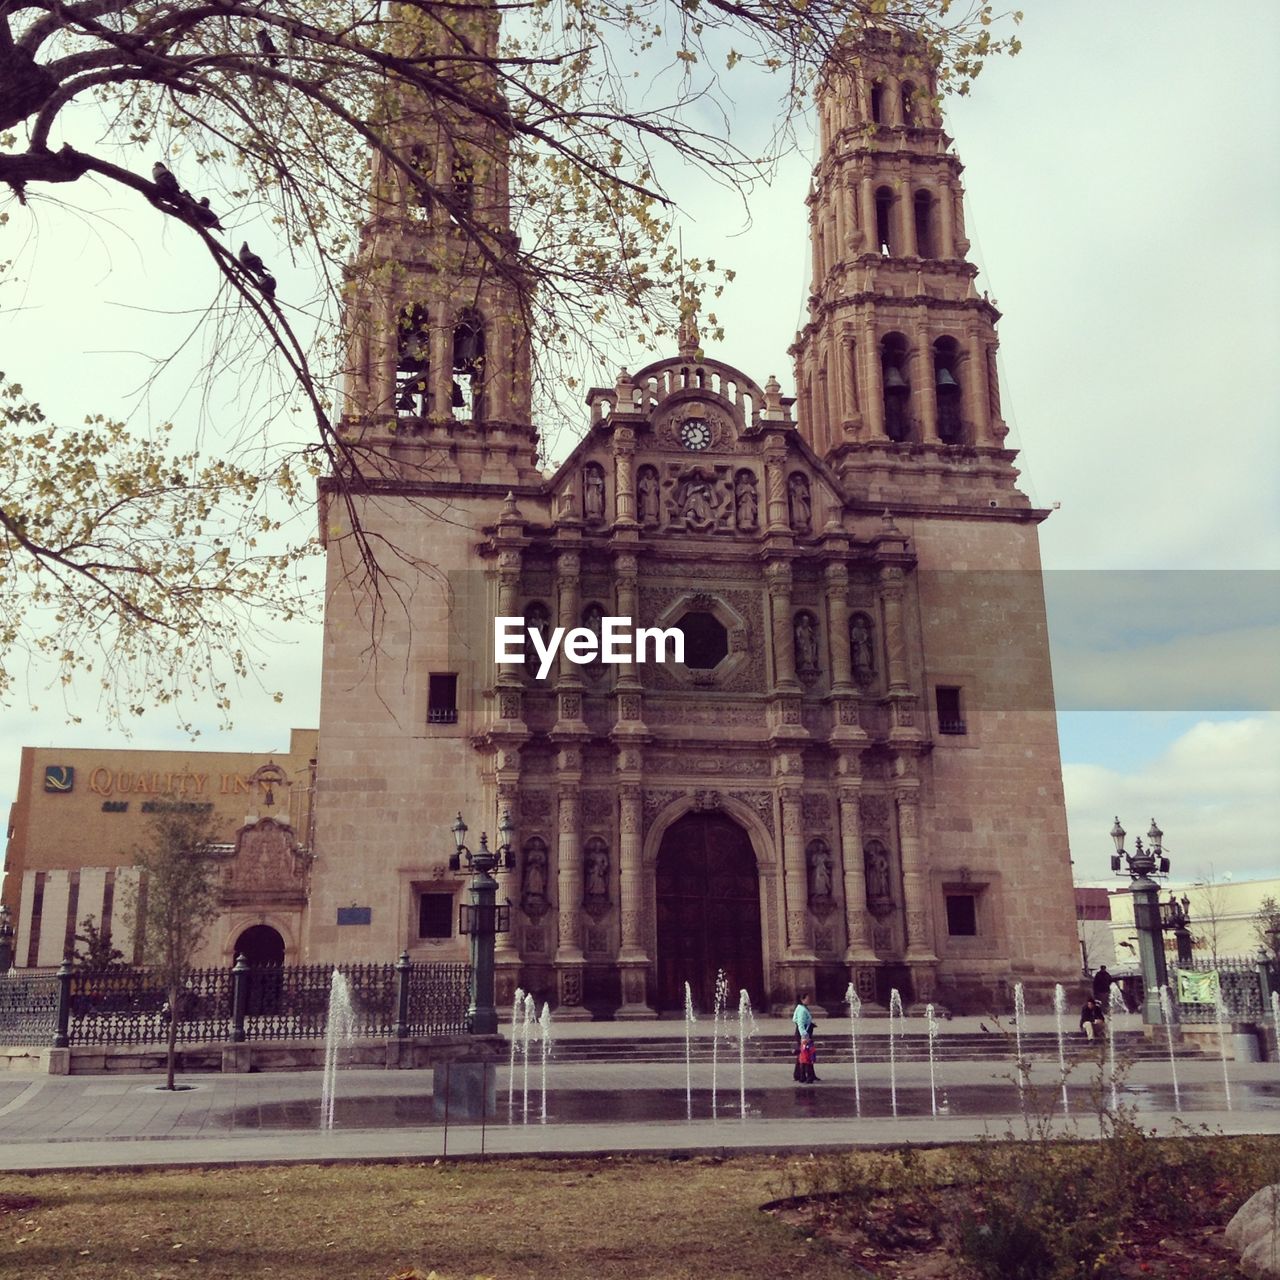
[1107,985,1125,1110]
[319,969,356,1131]
[888,988,903,1118]
[508,986,525,1117]
[736,989,757,1119]
[684,981,696,1119]
[521,991,536,1122]
[925,1003,939,1117]
[1213,974,1232,1110]
[1053,983,1070,1117]
[1013,981,1027,1104]
[538,1002,552,1124]
[1157,984,1181,1113]
[711,968,728,1115]
[1273,991,1280,1063]
[845,982,862,1118]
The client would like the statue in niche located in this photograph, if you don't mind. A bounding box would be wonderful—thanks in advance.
[676,472,717,526]
[794,612,819,673]
[637,466,660,525]
[524,602,550,677]
[787,472,812,532]
[807,838,834,901]
[522,838,549,915]
[734,470,758,530]
[583,464,606,522]
[584,837,609,902]
[864,839,893,914]
[582,603,605,673]
[849,612,875,686]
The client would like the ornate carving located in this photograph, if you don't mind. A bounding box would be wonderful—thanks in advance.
[521,836,551,919]
[859,795,891,831]
[872,924,892,951]
[893,698,916,728]
[559,691,582,720]
[557,789,579,832]
[671,468,723,529]
[907,909,928,946]
[621,909,642,944]
[558,967,583,1006]
[498,690,522,721]
[617,693,642,720]
[787,472,812,533]
[849,612,876,687]
[558,910,580,947]
[583,836,610,911]
[224,818,306,892]
[802,793,832,830]
[581,790,614,827]
[586,926,609,954]
[837,699,860,725]
[619,787,642,834]
[793,610,820,682]
[734,469,758,530]
[692,789,722,812]
[787,909,809,948]
[806,837,834,903]
[520,792,551,823]
[727,789,775,836]
[814,927,835,954]
[637,465,660,526]
[525,925,547,954]
[864,838,895,918]
[897,800,919,837]
[583,462,606,523]
[642,788,684,834]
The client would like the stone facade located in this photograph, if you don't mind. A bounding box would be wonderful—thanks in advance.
[309,27,1079,1014]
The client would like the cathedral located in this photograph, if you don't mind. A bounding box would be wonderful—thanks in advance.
[309,20,1080,1016]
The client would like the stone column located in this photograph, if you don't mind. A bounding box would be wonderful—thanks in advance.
[967,329,992,444]
[939,176,956,259]
[780,786,812,958]
[838,781,876,965]
[494,777,521,981]
[913,326,938,442]
[553,772,587,1014]
[898,163,916,257]
[864,337,885,438]
[496,548,522,696]
[834,183,849,258]
[895,776,937,969]
[810,210,823,290]
[431,318,451,423]
[860,175,877,254]
[824,562,853,693]
[764,446,789,532]
[985,342,1004,440]
[615,783,655,1018]
[554,549,585,728]
[613,551,640,690]
[613,427,636,524]
[766,561,798,690]
[880,566,910,696]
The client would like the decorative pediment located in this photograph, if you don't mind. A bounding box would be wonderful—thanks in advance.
[222,816,311,902]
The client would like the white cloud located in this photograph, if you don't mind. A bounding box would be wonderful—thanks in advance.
[1065,714,1280,883]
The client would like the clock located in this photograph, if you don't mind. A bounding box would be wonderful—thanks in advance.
[679,418,712,451]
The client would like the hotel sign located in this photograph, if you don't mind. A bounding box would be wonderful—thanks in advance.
[44,766,75,793]
[84,768,277,799]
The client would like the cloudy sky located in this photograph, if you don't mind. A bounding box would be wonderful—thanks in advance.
[2,1,1277,883]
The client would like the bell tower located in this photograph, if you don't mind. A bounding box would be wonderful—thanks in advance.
[338,1,538,485]
[791,28,1019,505]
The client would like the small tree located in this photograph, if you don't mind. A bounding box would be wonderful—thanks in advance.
[132,803,223,1089]
[71,914,125,973]
[1252,895,1280,966]
[1192,866,1230,964]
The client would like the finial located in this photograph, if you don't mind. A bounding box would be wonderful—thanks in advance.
[499,490,522,522]
[677,297,700,360]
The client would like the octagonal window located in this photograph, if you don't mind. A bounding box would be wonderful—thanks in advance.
[676,610,728,669]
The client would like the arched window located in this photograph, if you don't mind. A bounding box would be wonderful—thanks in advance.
[914,190,935,259]
[900,81,916,126]
[408,144,433,215]
[933,336,964,443]
[869,80,886,125]
[451,151,475,217]
[452,308,485,421]
[881,333,911,442]
[875,186,895,256]
[396,303,431,417]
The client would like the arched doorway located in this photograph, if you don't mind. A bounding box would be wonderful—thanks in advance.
[234,924,285,1015]
[655,813,764,1012]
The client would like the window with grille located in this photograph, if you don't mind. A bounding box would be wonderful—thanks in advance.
[945,893,978,937]
[427,673,458,724]
[418,892,454,939]
[936,685,966,735]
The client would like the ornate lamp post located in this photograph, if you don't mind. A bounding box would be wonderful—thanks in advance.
[0,904,14,973]
[1160,891,1194,966]
[449,809,514,1036]
[1110,816,1170,1024]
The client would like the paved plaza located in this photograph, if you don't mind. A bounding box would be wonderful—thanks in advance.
[1,1014,1277,1172]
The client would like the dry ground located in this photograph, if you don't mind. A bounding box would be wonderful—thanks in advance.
[0,1154,849,1280]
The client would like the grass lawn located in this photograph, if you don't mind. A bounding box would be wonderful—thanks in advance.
[0,1154,849,1280]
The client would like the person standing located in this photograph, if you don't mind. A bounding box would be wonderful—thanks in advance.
[792,993,819,1083]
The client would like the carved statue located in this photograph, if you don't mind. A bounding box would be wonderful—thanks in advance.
[677,473,716,526]
[734,470,758,530]
[637,466,660,524]
[807,839,833,901]
[787,472,811,532]
[583,464,606,522]
[584,837,609,901]
[522,838,549,912]
[524,602,550,676]
[864,839,892,903]
[582,603,605,671]
[849,612,875,685]
[794,612,819,673]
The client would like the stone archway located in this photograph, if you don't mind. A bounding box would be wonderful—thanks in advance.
[654,812,764,1013]
[234,923,286,1016]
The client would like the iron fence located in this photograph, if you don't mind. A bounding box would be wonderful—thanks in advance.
[1174,956,1268,1024]
[0,957,470,1049]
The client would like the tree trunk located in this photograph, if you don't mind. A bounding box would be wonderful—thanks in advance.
[166,981,178,1090]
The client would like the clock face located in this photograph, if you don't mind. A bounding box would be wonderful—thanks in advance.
[679,418,712,451]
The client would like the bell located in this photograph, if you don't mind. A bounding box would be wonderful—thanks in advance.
[884,365,907,390]
[936,366,958,388]
[396,390,415,411]
[451,380,465,408]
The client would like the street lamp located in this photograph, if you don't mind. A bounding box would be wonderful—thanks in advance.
[449,809,514,1035]
[1109,816,1171,1024]
[1159,892,1194,966]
